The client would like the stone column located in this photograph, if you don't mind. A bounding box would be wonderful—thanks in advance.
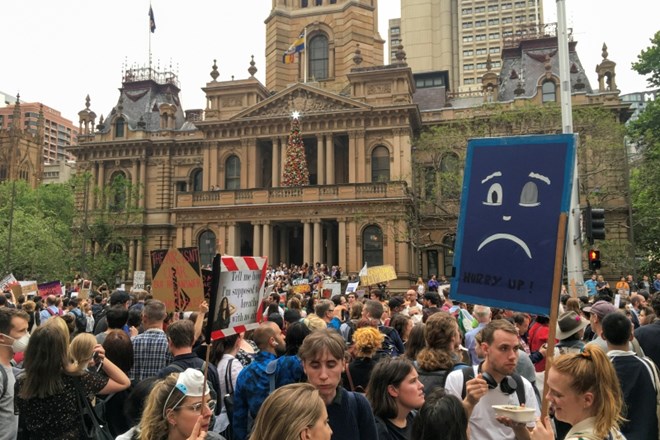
[303,220,312,265]
[91,163,98,210]
[176,225,184,248]
[338,218,347,271]
[136,238,144,272]
[280,137,287,179]
[313,220,323,265]
[262,222,271,261]
[356,130,366,183]
[316,134,325,185]
[131,160,138,187]
[325,134,335,185]
[348,132,356,183]
[252,222,262,256]
[139,158,147,208]
[97,161,105,209]
[227,223,238,256]
[271,138,280,187]
[210,142,219,188]
[128,239,135,274]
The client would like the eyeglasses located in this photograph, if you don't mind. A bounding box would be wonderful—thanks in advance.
[173,399,217,414]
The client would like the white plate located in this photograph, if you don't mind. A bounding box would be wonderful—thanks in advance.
[492,405,536,423]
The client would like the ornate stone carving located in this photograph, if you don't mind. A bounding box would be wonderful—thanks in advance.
[367,82,392,95]
[242,88,360,119]
[222,95,243,107]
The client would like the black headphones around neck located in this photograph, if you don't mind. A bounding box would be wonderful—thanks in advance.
[479,363,518,395]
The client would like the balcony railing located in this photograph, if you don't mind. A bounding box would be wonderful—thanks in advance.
[176,182,408,208]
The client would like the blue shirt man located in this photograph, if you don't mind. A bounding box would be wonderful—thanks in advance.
[585,274,598,296]
[233,322,285,440]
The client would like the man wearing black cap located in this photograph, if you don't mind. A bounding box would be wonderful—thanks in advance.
[93,290,131,335]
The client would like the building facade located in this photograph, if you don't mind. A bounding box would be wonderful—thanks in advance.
[0,101,78,163]
[71,0,632,287]
[401,0,543,91]
[0,97,44,188]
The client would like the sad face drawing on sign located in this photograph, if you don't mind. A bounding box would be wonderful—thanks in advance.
[477,170,551,260]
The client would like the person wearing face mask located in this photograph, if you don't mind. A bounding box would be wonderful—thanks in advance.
[0,308,29,440]
[232,321,287,440]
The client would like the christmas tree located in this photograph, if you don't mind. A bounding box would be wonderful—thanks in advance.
[281,113,310,187]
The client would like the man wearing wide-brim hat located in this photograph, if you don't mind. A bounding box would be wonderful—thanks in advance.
[555,311,587,355]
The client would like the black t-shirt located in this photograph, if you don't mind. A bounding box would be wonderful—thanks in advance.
[342,357,378,393]
[374,412,415,440]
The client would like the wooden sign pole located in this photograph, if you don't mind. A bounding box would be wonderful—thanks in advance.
[541,213,568,416]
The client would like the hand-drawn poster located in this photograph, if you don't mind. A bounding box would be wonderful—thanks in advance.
[208,255,268,340]
[150,247,204,312]
[451,134,577,316]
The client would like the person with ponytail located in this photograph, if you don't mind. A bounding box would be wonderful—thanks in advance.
[531,345,625,440]
[415,312,463,396]
[211,332,243,436]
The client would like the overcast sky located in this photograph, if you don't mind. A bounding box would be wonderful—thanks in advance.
[3,0,657,124]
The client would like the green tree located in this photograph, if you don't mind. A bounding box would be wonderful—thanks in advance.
[70,172,140,286]
[629,30,660,274]
[0,181,74,280]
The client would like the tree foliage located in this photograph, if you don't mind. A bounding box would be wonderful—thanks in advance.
[0,180,74,281]
[629,30,660,274]
[411,103,632,272]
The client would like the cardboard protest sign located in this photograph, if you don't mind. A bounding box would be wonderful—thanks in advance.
[451,134,576,316]
[38,281,63,298]
[9,281,37,298]
[322,282,341,299]
[150,247,204,312]
[201,268,213,303]
[0,274,17,291]
[291,278,311,294]
[360,264,397,286]
[133,271,146,290]
[79,280,93,299]
[345,281,359,294]
[207,255,268,340]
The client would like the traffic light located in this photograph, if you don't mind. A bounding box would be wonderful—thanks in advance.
[585,206,606,244]
[588,249,601,271]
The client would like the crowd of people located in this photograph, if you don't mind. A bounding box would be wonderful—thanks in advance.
[0,270,659,440]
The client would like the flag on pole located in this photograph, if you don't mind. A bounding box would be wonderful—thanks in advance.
[282,31,305,64]
[149,6,156,33]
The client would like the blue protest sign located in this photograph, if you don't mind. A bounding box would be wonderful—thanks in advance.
[450,134,577,316]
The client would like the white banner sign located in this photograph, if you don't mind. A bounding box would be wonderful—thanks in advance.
[133,271,146,290]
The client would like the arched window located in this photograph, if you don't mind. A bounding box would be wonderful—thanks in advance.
[308,34,329,80]
[115,117,125,138]
[542,81,556,103]
[109,172,127,212]
[225,156,241,190]
[440,153,460,199]
[371,146,390,182]
[191,169,203,192]
[442,234,455,277]
[19,166,29,181]
[362,225,383,267]
[198,230,217,266]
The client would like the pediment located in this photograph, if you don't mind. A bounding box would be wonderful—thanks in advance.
[232,84,370,120]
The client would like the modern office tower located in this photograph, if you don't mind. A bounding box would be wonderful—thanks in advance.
[0,101,78,162]
[389,18,402,64]
[401,0,543,91]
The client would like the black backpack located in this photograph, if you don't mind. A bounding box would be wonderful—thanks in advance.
[69,309,87,334]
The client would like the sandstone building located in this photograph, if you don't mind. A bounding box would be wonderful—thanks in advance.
[70,0,632,288]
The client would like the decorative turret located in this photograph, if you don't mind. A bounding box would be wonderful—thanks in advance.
[595,43,618,93]
[481,54,499,101]
[78,95,97,135]
[10,93,21,134]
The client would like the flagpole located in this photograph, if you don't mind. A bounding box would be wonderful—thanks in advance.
[148,1,153,78]
[303,26,307,84]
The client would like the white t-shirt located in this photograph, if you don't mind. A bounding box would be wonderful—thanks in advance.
[444,366,540,440]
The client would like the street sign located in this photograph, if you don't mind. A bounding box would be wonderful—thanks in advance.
[451,134,577,316]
